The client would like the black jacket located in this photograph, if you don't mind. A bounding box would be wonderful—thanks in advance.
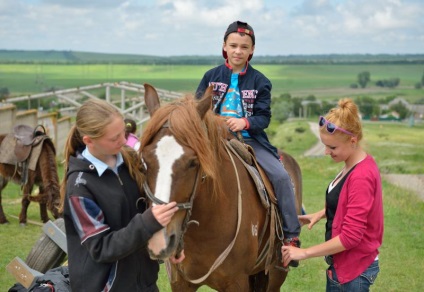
[196,61,279,159]
[64,154,163,292]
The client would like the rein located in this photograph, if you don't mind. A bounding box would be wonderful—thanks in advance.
[177,139,243,284]
[143,181,195,210]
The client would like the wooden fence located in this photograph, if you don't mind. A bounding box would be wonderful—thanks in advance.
[0,82,182,158]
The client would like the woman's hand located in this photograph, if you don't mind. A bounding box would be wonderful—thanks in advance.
[281,245,307,267]
[298,208,325,230]
[151,202,179,227]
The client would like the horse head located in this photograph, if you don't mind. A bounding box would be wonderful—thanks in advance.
[141,84,216,260]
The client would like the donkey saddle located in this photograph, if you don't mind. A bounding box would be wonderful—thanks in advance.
[13,124,47,162]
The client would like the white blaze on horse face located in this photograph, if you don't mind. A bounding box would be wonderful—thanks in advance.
[154,135,184,203]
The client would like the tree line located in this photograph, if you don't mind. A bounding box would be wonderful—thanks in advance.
[271,70,424,122]
[1,50,424,65]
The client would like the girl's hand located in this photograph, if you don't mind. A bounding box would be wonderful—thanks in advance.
[151,202,179,227]
[170,250,185,264]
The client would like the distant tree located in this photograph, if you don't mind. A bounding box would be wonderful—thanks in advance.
[390,102,409,119]
[414,97,424,104]
[421,70,424,85]
[358,71,371,88]
[0,87,9,99]
[304,95,322,116]
[355,96,378,118]
[321,100,336,114]
[384,95,397,103]
[291,97,303,117]
[272,100,293,123]
[272,93,291,106]
[415,82,422,89]
[375,78,400,88]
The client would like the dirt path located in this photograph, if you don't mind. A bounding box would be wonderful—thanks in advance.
[304,122,325,157]
[303,122,424,200]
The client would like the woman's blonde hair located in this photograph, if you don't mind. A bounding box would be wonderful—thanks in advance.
[59,99,144,211]
[321,98,363,141]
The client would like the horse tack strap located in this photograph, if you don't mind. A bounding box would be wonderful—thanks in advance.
[225,139,281,273]
[178,142,243,285]
[142,182,193,210]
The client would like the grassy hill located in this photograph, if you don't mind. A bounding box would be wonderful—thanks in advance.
[1,63,423,102]
[1,50,424,65]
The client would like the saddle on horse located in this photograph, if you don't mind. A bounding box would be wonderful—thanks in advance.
[13,124,48,162]
[225,138,278,208]
[0,124,50,186]
[224,137,284,273]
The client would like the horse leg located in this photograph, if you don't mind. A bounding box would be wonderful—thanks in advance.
[264,266,288,292]
[37,185,50,223]
[19,185,33,225]
[0,175,9,224]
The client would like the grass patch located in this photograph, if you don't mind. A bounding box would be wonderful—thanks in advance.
[1,120,423,291]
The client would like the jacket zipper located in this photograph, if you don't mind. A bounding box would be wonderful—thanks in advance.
[116,173,123,185]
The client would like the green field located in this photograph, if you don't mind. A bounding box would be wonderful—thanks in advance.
[1,119,423,291]
[1,63,423,291]
[1,64,423,102]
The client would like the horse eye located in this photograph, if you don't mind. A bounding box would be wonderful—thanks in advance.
[188,159,199,168]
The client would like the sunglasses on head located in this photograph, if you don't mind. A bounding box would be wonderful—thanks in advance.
[319,116,354,136]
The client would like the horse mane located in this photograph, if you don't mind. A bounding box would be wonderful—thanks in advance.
[140,94,228,199]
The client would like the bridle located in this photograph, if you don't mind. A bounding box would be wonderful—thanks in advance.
[142,164,203,267]
[142,167,201,211]
[141,119,202,211]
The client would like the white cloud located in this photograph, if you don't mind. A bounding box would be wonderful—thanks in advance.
[0,0,423,55]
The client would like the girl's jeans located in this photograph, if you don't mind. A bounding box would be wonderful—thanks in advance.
[326,260,379,292]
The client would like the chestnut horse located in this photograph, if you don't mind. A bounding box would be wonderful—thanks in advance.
[0,127,61,225]
[141,84,302,291]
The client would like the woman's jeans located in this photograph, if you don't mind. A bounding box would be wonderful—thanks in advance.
[326,260,379,291]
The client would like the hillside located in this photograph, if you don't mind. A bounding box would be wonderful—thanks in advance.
[1,50,424,65]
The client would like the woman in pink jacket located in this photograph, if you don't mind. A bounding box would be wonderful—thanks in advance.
[282,98,383,291]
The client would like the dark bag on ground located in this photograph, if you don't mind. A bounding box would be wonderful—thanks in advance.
[9,266,71,292]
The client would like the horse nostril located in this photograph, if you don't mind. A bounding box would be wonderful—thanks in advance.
[168,233,176,248]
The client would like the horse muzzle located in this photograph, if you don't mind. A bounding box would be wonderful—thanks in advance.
[147,223,181,260]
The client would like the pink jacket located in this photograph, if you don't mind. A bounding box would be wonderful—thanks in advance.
[125,133,140,150]
[332,154,384,284]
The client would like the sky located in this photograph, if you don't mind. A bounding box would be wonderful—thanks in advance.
[0,0,423,56]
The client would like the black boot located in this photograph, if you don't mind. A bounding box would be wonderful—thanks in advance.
[283,237,301,267]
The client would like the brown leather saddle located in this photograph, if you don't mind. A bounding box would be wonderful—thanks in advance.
[225,138,278,207]
[224,137,283,272]
[13,124,48,162]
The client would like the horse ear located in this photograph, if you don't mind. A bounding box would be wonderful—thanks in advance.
[197,85,213,119]
[144,83,161,116]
